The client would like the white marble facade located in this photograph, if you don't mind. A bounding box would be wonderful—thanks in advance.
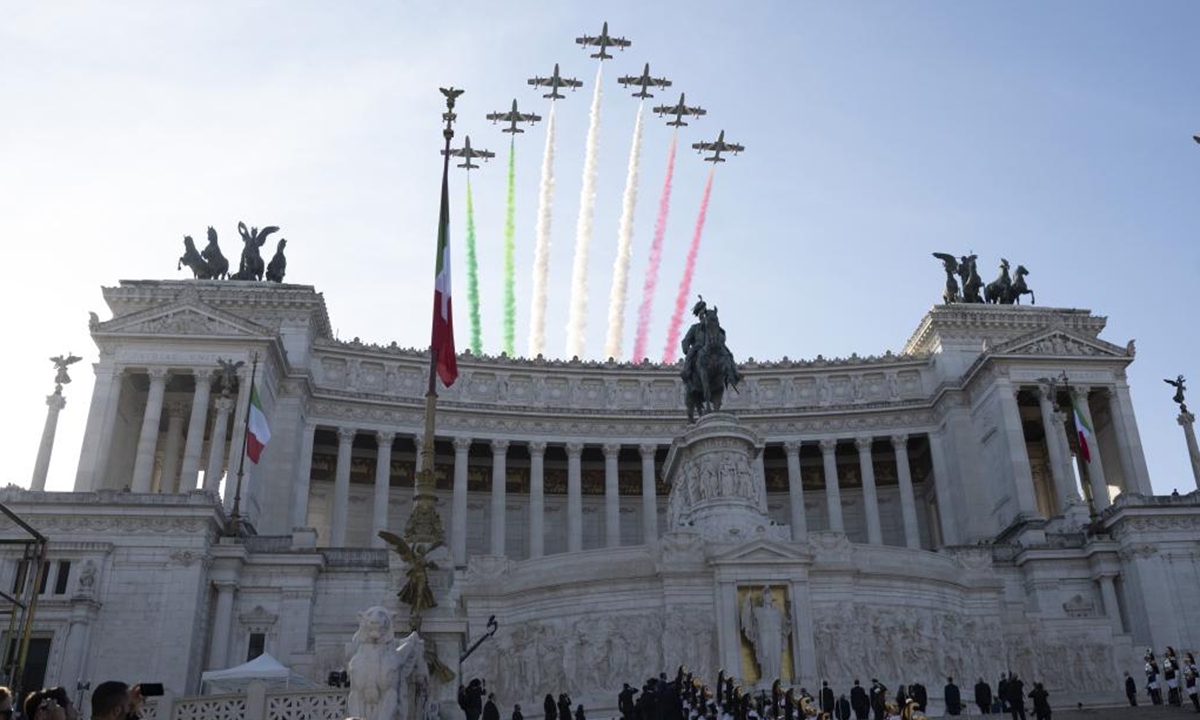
[2,279,1196,715]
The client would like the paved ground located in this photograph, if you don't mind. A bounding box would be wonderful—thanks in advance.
[931,704,1199,719]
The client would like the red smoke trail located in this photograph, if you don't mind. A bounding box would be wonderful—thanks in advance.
[663,166,715,363]
[631,131,677,362]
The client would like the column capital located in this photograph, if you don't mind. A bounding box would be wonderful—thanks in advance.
[783,440,802,455]
[854,436,873,453]
[213,580,239,592]
[1179,411,1196,427]
[214,395,233,412]
[889,434,909,449]
[45,393,67,411]
[147,367,170,384]
[819,438,838,453]
[602,442,621,457]
[527,440,548,455]
[566,442,585,458]
[376,430,396,446]
[337,427,357,445]
[192,367,218,383]
[1096,385,1117,399]
[1071,385,1092,399]
[453,436,474,452]
[491,439,510,454]
[638,443,657,458]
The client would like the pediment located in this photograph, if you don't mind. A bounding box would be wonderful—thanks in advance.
[991,329,1131,359]
[710,538,812,565]
[97,300,271,338]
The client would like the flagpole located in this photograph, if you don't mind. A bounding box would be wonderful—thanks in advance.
[228,353,259,537]
[404,89,460,546]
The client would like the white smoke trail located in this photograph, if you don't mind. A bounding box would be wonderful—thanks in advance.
[527,102,557,358]
[565,64,604,359]
[604,101,644,360]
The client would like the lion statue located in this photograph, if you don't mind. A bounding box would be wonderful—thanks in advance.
[346,606,429,720]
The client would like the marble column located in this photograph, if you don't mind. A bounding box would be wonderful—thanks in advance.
[1073,387,1110,511]
[927,431,961,546]
[855,437,883,544]
[179,368,215,492]
[204,396,234,493]
[603,443,621,548]
[411,433,425,499]
[131,369,170,493]
[1111,382,1154,494]
[74,363,123,492]
[452,437,472,565]
[159,402,188,493]
[755,452,768,514]
[1097,574,1124,634]
[30,392,66,492]
[890,435,920,549]
[1100,388,1140,497]
[784,442,807,541]
[819,439,844,533]
[291,422,317,528]
[1035,385,1074,514]
[58,597,99,691]
[91,367,126,491]
[1178,412,1200,492]
[995,378,1039,517]
[639,444,658,545]
[330,427,355,547]
[372,432,395,549]
[207,581,237,669]
[567,442,584,553]
[490,440,509,556]
[528,441,547,558]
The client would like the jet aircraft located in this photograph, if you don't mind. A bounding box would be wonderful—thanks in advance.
[652,93,707,127]
[692,130,744,163]
[575,22,631,60]
[527,63,584,100]
[442,136,495,170]
[618,63,672,99]
[486,99,542,134]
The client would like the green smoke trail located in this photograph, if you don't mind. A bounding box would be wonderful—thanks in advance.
[466,177,482,355]
[503,140,516,356]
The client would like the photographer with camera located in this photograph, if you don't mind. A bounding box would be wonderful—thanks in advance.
[88,682,157,720]
[21,687,77,720]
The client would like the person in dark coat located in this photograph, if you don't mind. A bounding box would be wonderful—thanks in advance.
[820,682,835,715]
[1005,675,1026,720]
[869,680,887,720]
[1028,683,1050,720]
[998,675,1010,713]
[483,693,501,720]
[943,678,961,716]
[512,705,524,720]
[835,695,851,720]
[575,704,586,720]
[849,680,869,720]
[620,684,637,720]
[1124,673,1137,706]
[545,695,558,720]
[459,679,486,720]
[558,694,572,720]
[910,683,927,712]
[975,678,993,714]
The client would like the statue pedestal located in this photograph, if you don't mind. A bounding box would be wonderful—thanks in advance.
[1178,412,1200,491]
[663,413,786,545]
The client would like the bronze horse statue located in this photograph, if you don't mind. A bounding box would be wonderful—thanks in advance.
[265,238,287,283]
[201,226,229,279]
[984,259,1012,304]
[683,308,743,423]
[958,254,984,303]
[1008,265,1034,304]
[178,236,209,278]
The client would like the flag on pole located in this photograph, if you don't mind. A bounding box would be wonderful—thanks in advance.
[1071,395,1092,464]
[246,384,271,463]
[432,164,459,386]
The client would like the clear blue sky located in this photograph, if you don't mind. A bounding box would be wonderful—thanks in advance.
[2,2,1197,494]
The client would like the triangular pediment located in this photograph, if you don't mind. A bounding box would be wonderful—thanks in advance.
[97,299,270,338]
[992,328,1131,359]
[710,538,812,565]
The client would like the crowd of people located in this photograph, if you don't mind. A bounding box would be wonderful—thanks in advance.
[0,681,146,720]
[1127,647,1200,712]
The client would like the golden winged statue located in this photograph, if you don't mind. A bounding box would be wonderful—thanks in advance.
[378,530,443,614]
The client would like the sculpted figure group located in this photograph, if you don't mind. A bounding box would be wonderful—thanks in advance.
[178,221,288,283]
[932,253,1034,305]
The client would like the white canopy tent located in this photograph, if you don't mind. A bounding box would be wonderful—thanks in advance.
[200,653,317,693]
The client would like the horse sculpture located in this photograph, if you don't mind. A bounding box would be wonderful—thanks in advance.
[984,259,1012,304]
[231,221,278,281]
[1008,265,1034,304]
[958,254,984,303]
[201,227,229,279]
[683,307,743,423]
[178,236,209,278]
[346,606,429,720]
[265,238,288,283]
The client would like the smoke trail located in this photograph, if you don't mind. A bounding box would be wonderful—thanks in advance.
[465,176,482,355]
[663,166,716,363]
[632,130,678,362]
[566,64,604,359]
[603,102,645,360]
[527,103,556,358]
[503,139,516,356]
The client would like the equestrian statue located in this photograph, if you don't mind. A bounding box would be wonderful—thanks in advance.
[679,296,743,423]
[175,222,288,282]
[932,253,1034,305]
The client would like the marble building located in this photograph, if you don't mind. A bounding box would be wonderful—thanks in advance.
[3,278,1198,714]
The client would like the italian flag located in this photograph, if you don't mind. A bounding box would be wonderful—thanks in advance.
[1071,395,1092,464]
[431,163,459,386]
[246,384,271,463]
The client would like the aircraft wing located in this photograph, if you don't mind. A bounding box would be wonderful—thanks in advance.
[477,149,496,160]
[617,75,639,86]
[442,148,465,157]
[686,106,707,117]
[485,111,511,122]
[527,77,545,87]
[563,78,583,88]
[575,34,598,46]
[692,141,715,151]
[652,78,673,88]
[520,112,542,123]
[610,37,632,48]
[726,142,745,152]
[652,103,676,115]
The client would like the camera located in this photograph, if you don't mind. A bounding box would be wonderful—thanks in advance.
[138,684,164,698]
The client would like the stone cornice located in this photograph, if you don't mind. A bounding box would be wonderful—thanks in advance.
[903,304,1107,356]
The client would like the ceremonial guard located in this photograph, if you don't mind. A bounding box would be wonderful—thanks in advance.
[1146,649,1164,705]
[1184,652,1199,712]
[1165,647,1182,706]
[849,681,869,720]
